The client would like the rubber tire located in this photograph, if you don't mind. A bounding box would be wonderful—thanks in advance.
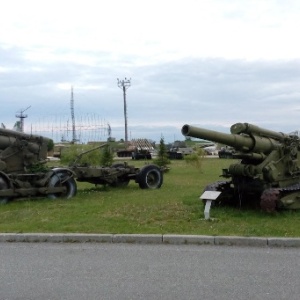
[47,172,77,199]
[0,176,10,204]
[137,165,163,189]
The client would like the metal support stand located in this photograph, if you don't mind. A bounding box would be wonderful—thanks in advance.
[204,200,213,220]
[200,191,221,220]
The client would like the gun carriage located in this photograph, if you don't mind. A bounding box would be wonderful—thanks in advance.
[69,144,163,190]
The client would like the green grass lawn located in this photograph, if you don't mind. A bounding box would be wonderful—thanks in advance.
[1,158,300,237]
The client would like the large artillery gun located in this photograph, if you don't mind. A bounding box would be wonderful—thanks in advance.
[0,127,163,204]
[182,123,300,212]
[0,128,76,204]
[69,144,163,189]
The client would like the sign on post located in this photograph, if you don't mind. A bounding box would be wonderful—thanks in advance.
[200,191,221,220]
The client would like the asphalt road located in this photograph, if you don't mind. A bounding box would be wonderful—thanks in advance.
[1,243,299,300]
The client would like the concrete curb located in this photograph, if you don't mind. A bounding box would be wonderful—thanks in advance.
[1,233,300,247]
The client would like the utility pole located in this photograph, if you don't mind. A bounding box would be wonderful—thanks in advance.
[117,77,131,144]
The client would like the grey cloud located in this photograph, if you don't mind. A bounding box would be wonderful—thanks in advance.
[1,46,300,142]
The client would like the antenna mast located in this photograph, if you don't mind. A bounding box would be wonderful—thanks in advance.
[15,105,31,132]
[70,86,77,143]
[117,77,131,144]
[107,123,112,140]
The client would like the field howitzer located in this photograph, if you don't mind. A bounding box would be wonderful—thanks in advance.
[181,123,300,212]
[0,128,51,173]
[0,128,76,203]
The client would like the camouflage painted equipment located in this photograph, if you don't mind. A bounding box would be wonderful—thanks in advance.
[70,144,163,189]
[0,128,50,172]
[182,123,300,212]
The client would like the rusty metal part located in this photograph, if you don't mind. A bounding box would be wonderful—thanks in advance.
[260,188,280,213]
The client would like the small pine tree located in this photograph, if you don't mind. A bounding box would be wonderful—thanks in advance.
[13,121,22,132]
[154,136,170,167]
[47,139,54,152]
[100,144,114,166]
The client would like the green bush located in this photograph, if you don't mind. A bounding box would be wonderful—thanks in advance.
[184,148,205,169]
[47,139,54,152]
[60,144,103,166]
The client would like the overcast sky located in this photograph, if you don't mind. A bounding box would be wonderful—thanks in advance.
[1,0,300,143]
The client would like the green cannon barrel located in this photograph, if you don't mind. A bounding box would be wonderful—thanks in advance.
[0,128,50,159]
[230,123,289,141]
[0,128,50,145]
[181,124,280,154]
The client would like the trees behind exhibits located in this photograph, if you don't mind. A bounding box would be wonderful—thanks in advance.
[60,144,113,166]
[154,137,170,168]
[59,137,203,169]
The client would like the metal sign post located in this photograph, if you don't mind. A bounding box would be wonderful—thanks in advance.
[200,191,221,220]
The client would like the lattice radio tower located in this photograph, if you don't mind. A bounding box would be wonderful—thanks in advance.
[117,77,131,144]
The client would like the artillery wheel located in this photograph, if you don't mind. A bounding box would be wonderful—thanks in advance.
[0,175,10,204]
[136,165,163,189]
[47,172,77,199]
[109,163,130,187]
